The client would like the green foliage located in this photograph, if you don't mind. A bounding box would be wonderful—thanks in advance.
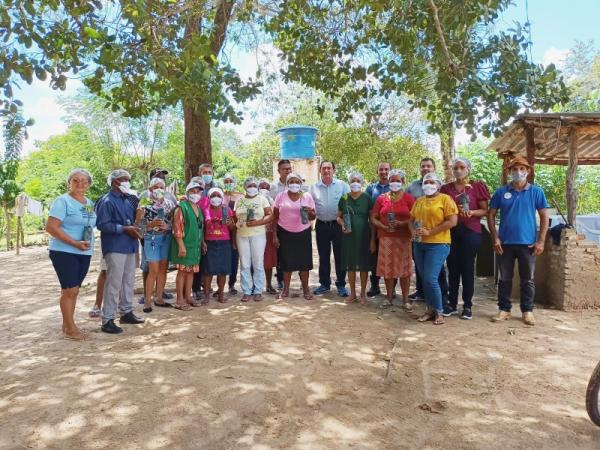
[557,40,600,112]
[1,0,261,125]
[265,0,569,137]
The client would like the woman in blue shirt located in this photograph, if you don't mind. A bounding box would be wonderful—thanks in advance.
[46,168,96,341]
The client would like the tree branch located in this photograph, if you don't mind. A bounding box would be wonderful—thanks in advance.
[428,0,458,77]
[210,0,235,57]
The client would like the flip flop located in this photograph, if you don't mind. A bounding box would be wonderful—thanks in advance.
[303,294,314,301]
[173,304,192,311]
[266,286,278,295]
[143,307,153,313]
[154,300,172,308]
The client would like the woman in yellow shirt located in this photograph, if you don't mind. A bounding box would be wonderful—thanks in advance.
[410,172,458,324]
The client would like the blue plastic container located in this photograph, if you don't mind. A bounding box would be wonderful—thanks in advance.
[277,125,318,159]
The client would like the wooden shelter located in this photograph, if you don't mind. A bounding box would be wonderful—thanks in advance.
[487,113,600,225]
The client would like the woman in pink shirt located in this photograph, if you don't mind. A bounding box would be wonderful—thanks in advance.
[272,172,316,300]
[201,188,236,304]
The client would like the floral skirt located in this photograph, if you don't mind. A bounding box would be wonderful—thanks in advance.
[376,236,412,279]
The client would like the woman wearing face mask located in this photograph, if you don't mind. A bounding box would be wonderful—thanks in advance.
[258,178,278,294]
[200,188,236,304]
[234,177,273,302]
[188,176,207,300]
[440,157,490,320]
[169,182,205,310]
[370,169,415,309]
[137,177,176,313]
[272,172,316,300]
[337,172,373,304]
[410,172,458,325]
[222,173,243,295]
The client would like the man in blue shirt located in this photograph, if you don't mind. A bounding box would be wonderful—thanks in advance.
[365,162,391,297]
[310,161,351,297]
[488,157,549,326]
[96,169,145,334]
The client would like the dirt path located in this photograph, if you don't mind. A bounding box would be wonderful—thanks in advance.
[1,245,600,449]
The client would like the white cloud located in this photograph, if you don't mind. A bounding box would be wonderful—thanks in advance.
[542,47,568,69]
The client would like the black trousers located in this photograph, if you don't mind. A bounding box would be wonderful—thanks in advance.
[315,219,346,288]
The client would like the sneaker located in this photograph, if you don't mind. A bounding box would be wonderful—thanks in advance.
[491,310,511,322]
[460,308,473,320]
[366,287,381,298]
[138,296,145,305]
[277,280,284,290]
[101,319,123,334]
[522,311,535,326]
[442,306,458,317]
[163,292,174,300]
[408,291,424,300]
[313,285,331,295]
[337,287,349,298]
[229,287,238,295]
[120,312,145,324]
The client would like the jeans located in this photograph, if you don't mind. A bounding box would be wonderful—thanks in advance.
[497,245,536,312]
[413,243,451,313]
[446,225,482,310]
[229,248,239,288]
[315,220,346,288]
[237,233,267,295]
[102,252,136,324]
[414,246,448,301]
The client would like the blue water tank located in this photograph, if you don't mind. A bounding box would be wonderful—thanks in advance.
[277,125,318,159]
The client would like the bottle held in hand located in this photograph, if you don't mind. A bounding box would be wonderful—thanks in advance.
[246,207,255,222]
[414,220,422,242]
[387,212,396,232]
[300,206,309,225]
[459,193,470,214]
[222,206,229,225]
[343,212,352,232]
[82,225,93,242]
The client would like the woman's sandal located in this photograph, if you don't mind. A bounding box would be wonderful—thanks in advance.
[345,297,358,304]
[403,302,414,312]
[266,286,278,295]
[173,304,192,311]
[63,329,89,341]
[200,298,210,306]
[433,313,445,325]
[253,294,263,302]
[417,311,435,322]
[217,293,228,303]
[154,300,172,308]
[188,300,201,307]
[276,291,289,300]
[241,295,252,302]
[303,293,314,301]
[143,306,153,313]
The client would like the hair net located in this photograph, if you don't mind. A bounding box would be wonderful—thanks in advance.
[106,169,130,187]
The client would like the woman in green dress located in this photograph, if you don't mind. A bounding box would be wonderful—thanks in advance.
[170,181,204,310]
[337,172,373,304]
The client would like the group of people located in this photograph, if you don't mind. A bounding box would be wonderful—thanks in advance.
[46,154,549,341]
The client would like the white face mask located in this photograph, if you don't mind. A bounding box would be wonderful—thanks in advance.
[188,193,202,203]
[288,183,301,193]
[350,182,362,192]
[210,196,223,207]
[423,184,438,196]
[453,169,468,180]
[118,181,131,194]
[511,171,528,183]
[259,188,270,197]
[246,187,258,197]
[389,182,403,192]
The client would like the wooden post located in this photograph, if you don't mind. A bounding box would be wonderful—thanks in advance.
[15,216,22,255]
[501,153,512,185]
[525,125,536,183]
[566,127,578,225]
[4,206,10,251]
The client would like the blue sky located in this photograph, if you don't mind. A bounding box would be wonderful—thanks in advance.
[6,0,600,154]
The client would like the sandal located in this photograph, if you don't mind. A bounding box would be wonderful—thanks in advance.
[173,304,192,311]
[303,293,314,301]
[88,306,101,318]
[241,295,252,302]
[433,313,445,325]
[143,306,153,313]
[188,300,201,307]
[266,286,278,295]
[360,297,368,305]
[253,294,263,302]
[276,290,289,300]
[217,293,228,303]
[345,297,358,304]
[403,302,414,312]
[417,310,435,322]
[154,300,172,308]
[200,297,210,306]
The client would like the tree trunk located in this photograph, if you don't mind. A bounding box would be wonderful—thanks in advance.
[5,206,11,251]
[184,104,212,182]
[440,124,455,182]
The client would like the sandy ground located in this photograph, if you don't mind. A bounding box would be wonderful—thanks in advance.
[1,244,600,450]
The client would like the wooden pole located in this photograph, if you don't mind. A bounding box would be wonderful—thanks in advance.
[15,216,22,255]
[4,206,10,251]
[566,127,578,225]
[525,125,536,183]
[501,153,512,185]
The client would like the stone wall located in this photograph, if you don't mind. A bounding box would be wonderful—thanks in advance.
[540,228,600,310]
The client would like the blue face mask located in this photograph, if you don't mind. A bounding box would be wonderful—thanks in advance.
[202,174,213,184]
